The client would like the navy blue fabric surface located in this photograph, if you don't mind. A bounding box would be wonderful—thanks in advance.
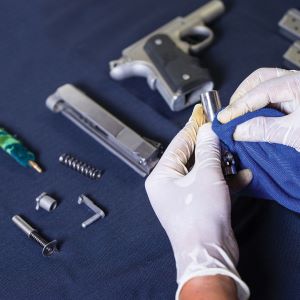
[0,1,300,300]
[213,108,300,213]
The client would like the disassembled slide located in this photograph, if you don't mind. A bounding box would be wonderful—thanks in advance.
[46,84,162,177]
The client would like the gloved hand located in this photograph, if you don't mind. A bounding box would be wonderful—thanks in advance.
[145,105,250,300]
[217,68,300,151]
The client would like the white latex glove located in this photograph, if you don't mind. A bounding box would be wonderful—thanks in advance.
[217,68,300,151]
[145,105,250,300]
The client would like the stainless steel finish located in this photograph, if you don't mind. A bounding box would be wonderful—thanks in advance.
[200,90,237,176]
[200,90,221,122]
[283,41,300,69]
[279,9,300,69]
[279,9,300,41]
[12,215,57,256]
[109,0,225,111]
[12,215,34,236]
[59,153,102,180]
[78,194,105,228]
[46,84,161,177]
[36,192,58,212]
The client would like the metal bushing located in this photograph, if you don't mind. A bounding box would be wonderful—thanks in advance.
[35,193,58,212]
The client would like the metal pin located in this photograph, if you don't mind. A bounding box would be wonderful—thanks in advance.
[12,215,58,256]
[78,195,105,228]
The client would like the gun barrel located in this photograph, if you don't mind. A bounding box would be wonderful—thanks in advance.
[200,90,222,122]
[185,0,225,24]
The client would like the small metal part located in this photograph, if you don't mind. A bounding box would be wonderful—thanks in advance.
[59,153,102,180]
[278,9,300,70]
[46,84,162,177]
[283,41,300,70]
[35,192,58,212]
[78,194,105,228]
[200,90,221,122]
[279,9,300,41]
[12,215,58,256]
[221,148,237,177]
[200,90,237,176]
[28,160,43,173]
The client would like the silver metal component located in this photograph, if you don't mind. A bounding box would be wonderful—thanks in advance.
[35,192,58,212]
[78,194,105,228]
[182,74,191,80]
[221,149,236,177]
[283,41,300,69]
[200,90,221,122]
[12,215,58,256]
[12,215,34,236]
[59,153,102,180]
[279,9,300,41]
[279,9,300,70]
[46,84,162,177]
[109,0,225,111]
[200,90,237,176]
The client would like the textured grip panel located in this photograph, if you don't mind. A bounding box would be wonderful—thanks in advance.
[144,34,211,94]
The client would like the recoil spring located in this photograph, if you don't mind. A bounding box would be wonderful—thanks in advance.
[59,153,102,180]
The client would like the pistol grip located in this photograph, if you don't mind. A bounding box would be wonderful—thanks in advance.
[144,34,212,105]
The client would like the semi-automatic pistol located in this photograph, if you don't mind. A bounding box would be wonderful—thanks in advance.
[109,0,225,111]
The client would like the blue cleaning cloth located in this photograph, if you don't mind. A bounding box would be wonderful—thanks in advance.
[213,108,300,213]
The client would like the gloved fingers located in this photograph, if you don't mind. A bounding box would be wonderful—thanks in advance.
[226,169,253,194]
[230,68,292,104]
[193,123,223,173]
[152,104,205,178]
[233,115,291,145]
[218,71,300,124]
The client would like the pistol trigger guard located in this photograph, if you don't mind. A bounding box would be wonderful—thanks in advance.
[110,60,157,89]
[185,26,214,55]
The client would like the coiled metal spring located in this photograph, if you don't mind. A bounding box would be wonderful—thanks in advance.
[59,153,102,180]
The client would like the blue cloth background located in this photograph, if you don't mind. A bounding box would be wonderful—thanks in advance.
[213,108,300,213]
[0,0,300,299]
